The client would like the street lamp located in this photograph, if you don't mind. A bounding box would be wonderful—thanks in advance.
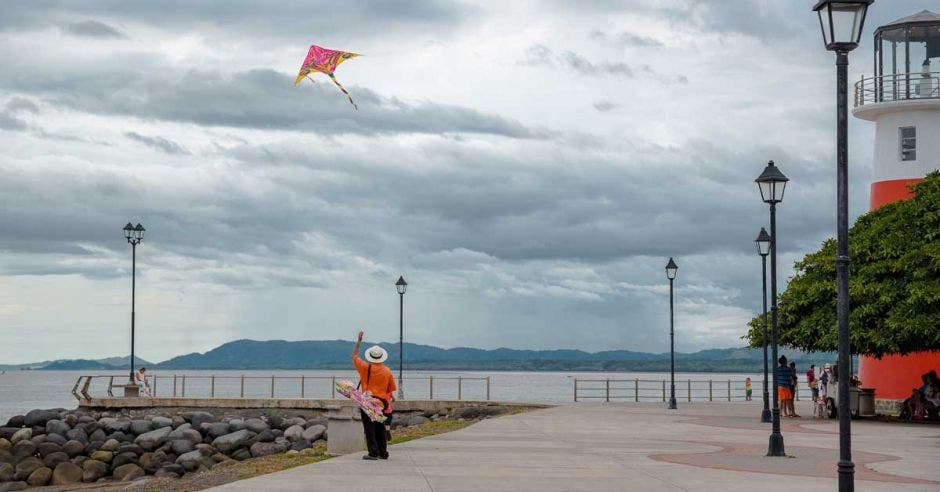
[755,227,772,423]
[395,276,407,399]
[755,160,788,456]
[665,257,678,410]
[122,222,145,396]
[812,1,872,489]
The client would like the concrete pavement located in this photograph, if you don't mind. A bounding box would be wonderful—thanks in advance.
[209,401,940,491]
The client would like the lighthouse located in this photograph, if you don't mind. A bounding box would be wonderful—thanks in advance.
[852,10,940,410]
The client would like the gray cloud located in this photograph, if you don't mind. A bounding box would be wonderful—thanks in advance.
[64,20,126,38]
[519,44,637,78]
[124,132,189,155]
[0,113,27,131]
[592,100,617,112]
[589,29,664,48]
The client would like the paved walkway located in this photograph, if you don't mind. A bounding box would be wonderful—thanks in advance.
[210,402,940,491]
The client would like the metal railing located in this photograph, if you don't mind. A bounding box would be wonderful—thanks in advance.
[855,72,940,107]
[573,378,814,403]
[72,374,490,402]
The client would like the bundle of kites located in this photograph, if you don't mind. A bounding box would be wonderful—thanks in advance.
[295,44,360,110]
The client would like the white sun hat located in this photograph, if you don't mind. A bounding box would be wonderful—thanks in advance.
[364,345,388,363]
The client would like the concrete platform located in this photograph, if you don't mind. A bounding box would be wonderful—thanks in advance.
[208,401,940,492]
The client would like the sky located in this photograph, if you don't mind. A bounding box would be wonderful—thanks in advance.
[0,0,934,364]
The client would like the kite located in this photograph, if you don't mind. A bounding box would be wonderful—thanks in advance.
[294,44,360,110]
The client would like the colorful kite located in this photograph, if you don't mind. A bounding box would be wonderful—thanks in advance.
[294,44,360,109]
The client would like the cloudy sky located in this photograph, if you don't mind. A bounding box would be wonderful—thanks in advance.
[0,0,932,364]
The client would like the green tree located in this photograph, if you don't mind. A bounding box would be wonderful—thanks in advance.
[745,172,940,357]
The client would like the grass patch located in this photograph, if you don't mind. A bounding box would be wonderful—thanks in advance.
[235,442,330,480]
[389,418,475,445]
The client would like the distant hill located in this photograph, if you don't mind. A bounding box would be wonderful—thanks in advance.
[0,356,152,371]
[153,339,836,372]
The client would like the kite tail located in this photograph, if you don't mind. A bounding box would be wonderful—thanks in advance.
[328,73,358,110]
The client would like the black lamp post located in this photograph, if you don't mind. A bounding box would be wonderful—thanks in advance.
[122,222,145,392]
[755,227,772,423]
[755,160,788,457]
[395,276,407,399]
[665,257,678,410]
[812,1,872,489]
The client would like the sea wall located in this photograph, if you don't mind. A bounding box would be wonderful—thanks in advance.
[0,400,534,489]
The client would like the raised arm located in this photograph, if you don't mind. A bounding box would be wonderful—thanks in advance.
[352,331,364,358]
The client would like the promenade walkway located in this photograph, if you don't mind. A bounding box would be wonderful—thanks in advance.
[210,402,939,491]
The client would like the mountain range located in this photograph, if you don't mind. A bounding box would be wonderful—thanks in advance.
[1,340,838,373]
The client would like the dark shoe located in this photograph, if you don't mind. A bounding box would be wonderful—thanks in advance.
[362,455,378,460]
[379,454,389,460]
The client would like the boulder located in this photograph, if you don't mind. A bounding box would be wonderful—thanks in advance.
[251,429,275,444]
[44,433,66,446]
[129,420,152,436]
[90,450,113,463]
[41,451,70,468]
[3,417,24,428]
[13,457,42,481]
[36,442,62,457]
[111,451,139,469]
[0,449,11,465]
[99,418,131,434]
[61,440,85,457]
[301,424,326,442]
[70,456,87,467]
[167,423,192,439]
[182,412,217,429]
[9,429,30,446]
[107,431,132,443]
[77,420,100,435]
[112,463,144,482]
[211,452,230,463]
[26,466,51,487]
[155,463,185,478]
[0,481,27,492]
[204,422,231,438]
[134,426,173,451]
[138,452,158,473]
[408,415,430,426]
[116,443,144,455]
[44,420,70,436]
[10,441,37,462]
[0,439,9,451]
[244,418,268,433]
[170,439,194,455]
[81,459,107,482]
[195,443,217,456]
[175,450,210,472]
[231,448,251,461]
[64,427,87,444]
[28,434,46,446]
[290,440,312,452]
[0,462,13,481]
[284,417,306,428]
[228,419,247,431]
[89,428,107,443]
[266,415,285,430]
[51,462,82,485]
[283,425,305,441]
[304,417,328,429]
[249,442,287,458]
[101,438,121,452]
[151,416,173,429]
[23,409,59,427]
[211,429,252,453]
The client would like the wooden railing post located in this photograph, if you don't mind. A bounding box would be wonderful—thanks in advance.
[429,376,434,400]
[240,375,245,398]
[688,379,691,402]
[458,377,462,400]
[486,376,491,401]
[662,380,666,402]
[331,376,336,399]
[181,375,186,397]
[300,375,305,398]
[270,376,275,398]
[152,375,157,397]
[574,378,578,402]
[635,379,639,402]
[210,375,215,398]
[173,375,177,397]
[605,379,610,402]
[727,380,731,401]
[708,380,713,401]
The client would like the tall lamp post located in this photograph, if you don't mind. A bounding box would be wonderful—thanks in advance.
[755,160,788,456]
[812,2,872,489]
[665,257,678,410]
[395,276,407,399]
[122,222,145,395]
[755,228,772,423]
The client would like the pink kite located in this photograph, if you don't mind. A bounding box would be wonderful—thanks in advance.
[294,44,360,109]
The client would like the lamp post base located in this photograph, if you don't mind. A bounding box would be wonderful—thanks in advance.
[668,398,677,410]
[767,432,786,456]
[123,385,140,398]
[761,407,772,423]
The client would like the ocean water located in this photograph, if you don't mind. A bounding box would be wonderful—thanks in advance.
[0,369,807,424]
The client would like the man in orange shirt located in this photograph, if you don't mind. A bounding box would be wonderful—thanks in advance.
[352,331,397,460]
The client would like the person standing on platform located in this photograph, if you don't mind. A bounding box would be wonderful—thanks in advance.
[351,331,397,460]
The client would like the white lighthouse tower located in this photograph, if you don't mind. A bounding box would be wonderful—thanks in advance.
[852,10,940,408]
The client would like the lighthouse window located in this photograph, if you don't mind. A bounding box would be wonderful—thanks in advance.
[899,126,916,161]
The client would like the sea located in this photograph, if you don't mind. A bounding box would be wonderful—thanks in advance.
[0,369,792,424]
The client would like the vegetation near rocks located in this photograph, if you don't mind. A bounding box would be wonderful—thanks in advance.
[745,172,940,357]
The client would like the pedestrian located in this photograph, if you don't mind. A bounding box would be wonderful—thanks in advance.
[351,331,397,460]
[776,356,792,417]
[788,361,800,417]
[806,364,818,402]
[134,367,151,397]
[745,377,753,401]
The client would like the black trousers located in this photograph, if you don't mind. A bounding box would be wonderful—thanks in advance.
[360,410,388,457]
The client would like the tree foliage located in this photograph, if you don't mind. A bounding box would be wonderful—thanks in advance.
[745,172,940,357]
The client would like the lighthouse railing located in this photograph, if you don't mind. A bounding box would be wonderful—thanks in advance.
[855,72,940,107]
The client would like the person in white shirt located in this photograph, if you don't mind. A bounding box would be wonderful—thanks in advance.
[134,367,152,396]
